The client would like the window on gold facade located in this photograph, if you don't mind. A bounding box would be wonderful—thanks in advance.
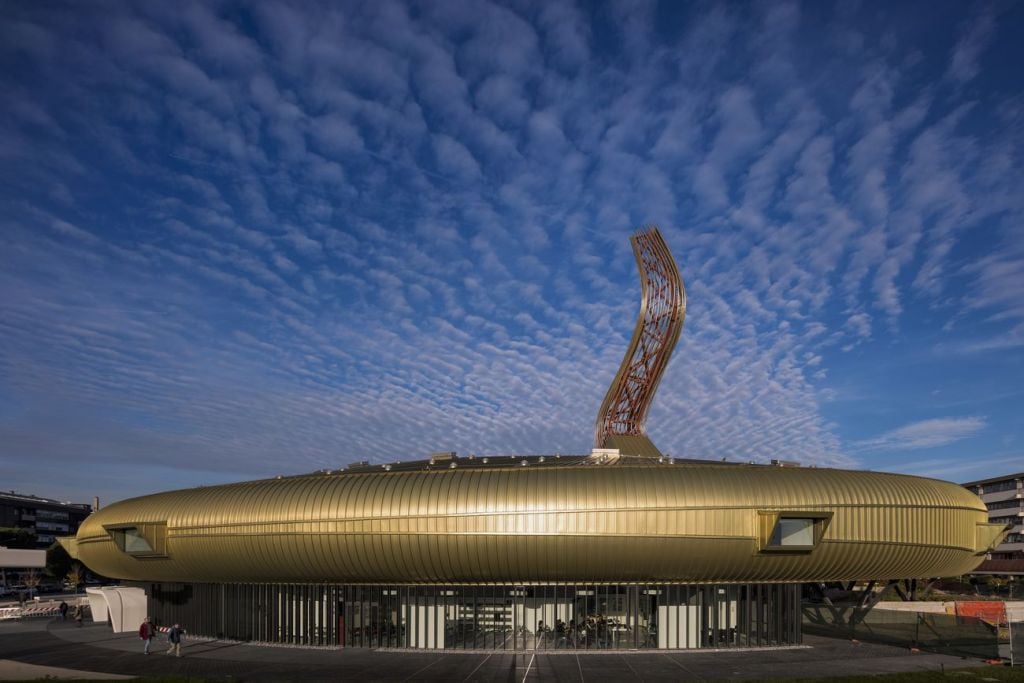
[104,523,167,557]
[758,511,831,552]
[770,518,816,547]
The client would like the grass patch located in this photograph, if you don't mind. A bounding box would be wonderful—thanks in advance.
[748,664,1024,683]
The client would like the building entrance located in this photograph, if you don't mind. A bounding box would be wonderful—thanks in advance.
[335,583,798,650]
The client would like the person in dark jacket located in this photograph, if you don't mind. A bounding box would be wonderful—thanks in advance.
[166,623,183,657]
[139,617,155,654]
[58,601,68,621]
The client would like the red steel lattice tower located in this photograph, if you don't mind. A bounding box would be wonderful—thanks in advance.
[594,226,687,457]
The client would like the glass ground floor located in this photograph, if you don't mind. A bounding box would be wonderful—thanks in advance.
[141,582,801,650]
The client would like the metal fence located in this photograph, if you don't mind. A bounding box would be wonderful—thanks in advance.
[1006,620,1023,665]
[803,604,1001,660]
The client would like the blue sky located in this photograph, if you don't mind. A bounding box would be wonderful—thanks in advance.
[1,1,1022,505]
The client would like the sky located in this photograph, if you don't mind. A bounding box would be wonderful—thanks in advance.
[1,0,1022,505]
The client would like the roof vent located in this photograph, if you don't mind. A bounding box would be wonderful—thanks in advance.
[588,448,621,465]
[429,453,457,465]
[429,451,456,463]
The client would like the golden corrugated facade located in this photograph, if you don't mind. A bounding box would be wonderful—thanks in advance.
[64,227,1008,590]
[68,459,1003,584]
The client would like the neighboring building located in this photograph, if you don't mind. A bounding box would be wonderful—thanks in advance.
[0,491,92,549]
[963,472,1024,574]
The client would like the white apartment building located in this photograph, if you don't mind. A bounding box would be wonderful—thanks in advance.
[963,471,1024,573]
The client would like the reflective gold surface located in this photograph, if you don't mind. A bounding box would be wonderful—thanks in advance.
[69,460,1004,584]
[65,228,1006,586]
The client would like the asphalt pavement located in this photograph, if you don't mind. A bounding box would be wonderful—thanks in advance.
[0,617,987,682]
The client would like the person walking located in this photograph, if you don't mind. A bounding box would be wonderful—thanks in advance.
[139,617,155,654]
[58,601,68,622]
[71,603,83,627]
[166,623,183,657]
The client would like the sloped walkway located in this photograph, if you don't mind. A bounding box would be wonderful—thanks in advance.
[0,618,983,682]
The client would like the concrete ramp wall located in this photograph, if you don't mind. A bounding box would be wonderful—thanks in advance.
[86,587,147,633]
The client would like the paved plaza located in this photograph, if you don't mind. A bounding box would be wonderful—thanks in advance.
[0,617,989,682]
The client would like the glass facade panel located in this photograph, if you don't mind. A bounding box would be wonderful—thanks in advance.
[143,581,801,651]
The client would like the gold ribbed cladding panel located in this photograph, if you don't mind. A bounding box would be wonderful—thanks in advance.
[72,463,999,584]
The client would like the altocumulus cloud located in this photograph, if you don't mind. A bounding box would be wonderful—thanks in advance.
[855,417,988,452]
[0,1,1022,502]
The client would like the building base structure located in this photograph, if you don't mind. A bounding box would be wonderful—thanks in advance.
[139,582,801,650]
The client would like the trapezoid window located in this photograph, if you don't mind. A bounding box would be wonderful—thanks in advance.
[771,518,815,546]
[104,522,168,558]
[758,511,831,553]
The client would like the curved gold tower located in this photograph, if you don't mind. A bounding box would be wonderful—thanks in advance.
[594,226,686,457]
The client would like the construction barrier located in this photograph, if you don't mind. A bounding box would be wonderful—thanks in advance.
[0,604,61,619]
[956,601,1008,626]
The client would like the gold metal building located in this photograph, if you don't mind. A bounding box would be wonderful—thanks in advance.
[61,227,1006,651]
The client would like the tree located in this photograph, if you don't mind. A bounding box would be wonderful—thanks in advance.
[0,527,37,549]
[46,543,73,582]
[65,563,85,593]
[22,568,41,595]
